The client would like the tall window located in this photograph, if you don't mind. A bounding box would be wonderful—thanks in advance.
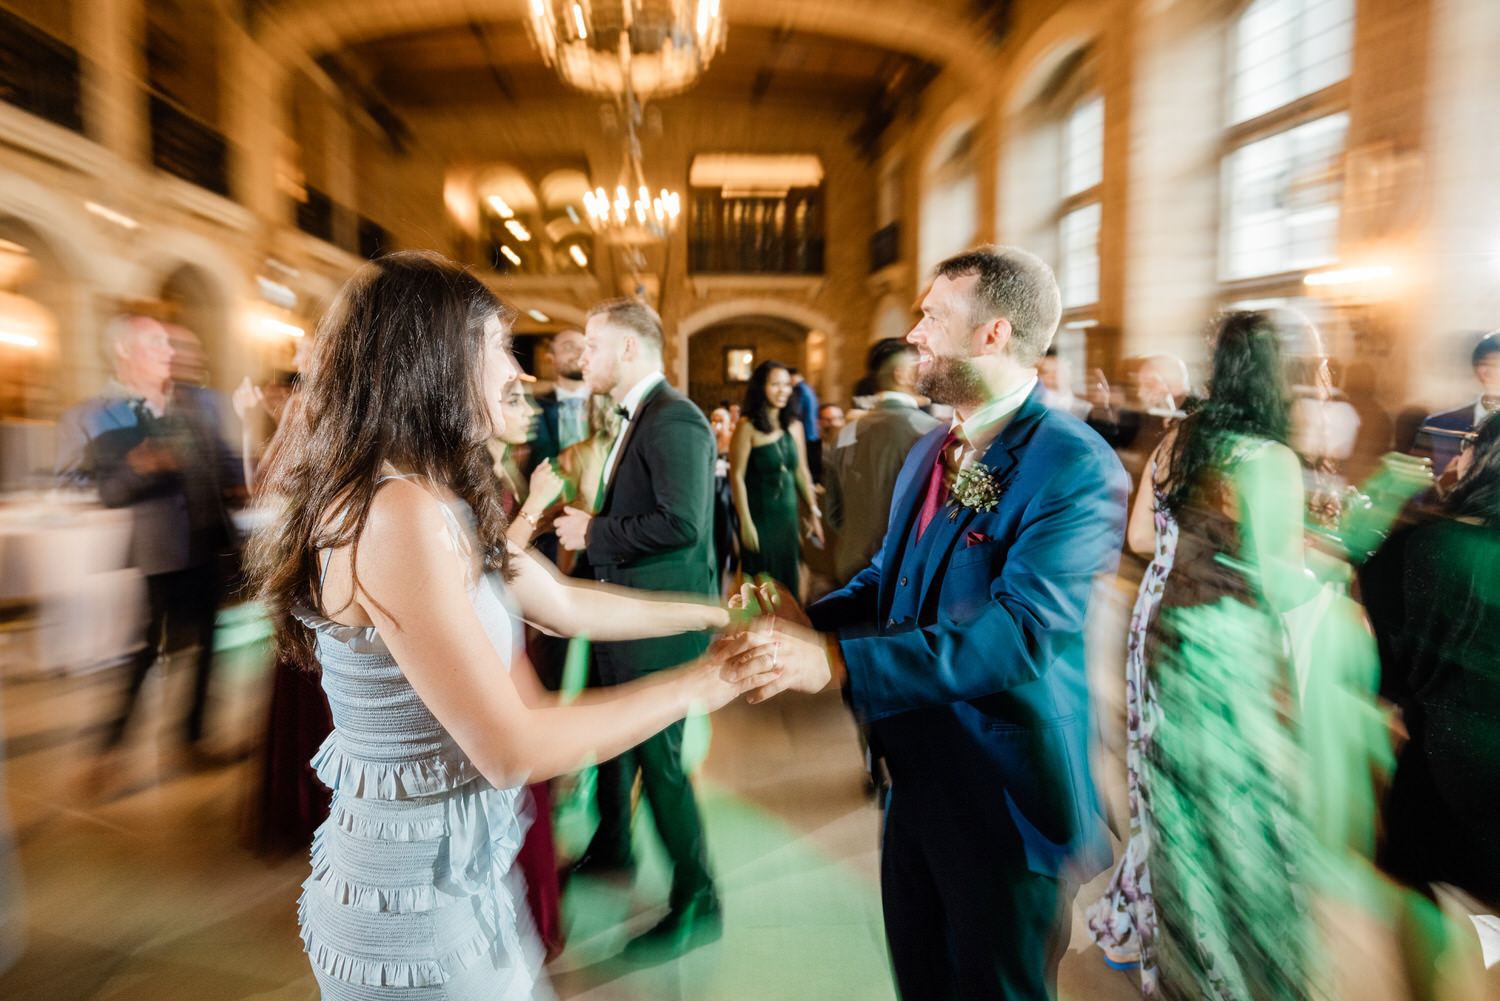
[1059,95,1103,310]
[1221,0,1353,283]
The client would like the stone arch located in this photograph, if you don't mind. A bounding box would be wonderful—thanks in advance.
[0,168,101,407]
[142,233,246,390]
[678,298,843,408]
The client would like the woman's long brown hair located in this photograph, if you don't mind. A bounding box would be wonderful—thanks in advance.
[246,251,515,670]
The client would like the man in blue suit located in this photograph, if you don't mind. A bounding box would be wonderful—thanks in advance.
[734,246,1128,999]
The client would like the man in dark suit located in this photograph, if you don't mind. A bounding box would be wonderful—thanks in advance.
[1415,330,1500,482]
[526,327,591,473]
[825,338,941,587]
[732,247,1128,999]
[555,298,722,959]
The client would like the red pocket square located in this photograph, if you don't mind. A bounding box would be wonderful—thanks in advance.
[966,531,991,547]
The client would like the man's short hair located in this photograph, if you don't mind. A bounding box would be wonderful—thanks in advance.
[934,245,1061,366]
[866,337,915,389]
[1474,331,1500,367]
[588,298,664,355]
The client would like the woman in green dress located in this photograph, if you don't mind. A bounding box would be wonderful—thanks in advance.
[1144,310,1325,1001]
[729,360,821,597]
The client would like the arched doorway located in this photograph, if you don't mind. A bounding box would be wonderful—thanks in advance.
[687,316,809,414]
[0,219,67,423]
[159,264,231,389]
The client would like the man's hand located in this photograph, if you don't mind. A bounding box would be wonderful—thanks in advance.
[554,506,592,551]
[721,617,843,704]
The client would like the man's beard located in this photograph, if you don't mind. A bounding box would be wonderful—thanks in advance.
[916,355,987,410]
[557,360,584,380]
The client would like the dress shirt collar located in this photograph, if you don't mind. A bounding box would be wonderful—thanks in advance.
[554,381,591,403]
[1474,394,1500,428]
[875,390,919,409]
[615,370,666,421]
[951,374,1037,459]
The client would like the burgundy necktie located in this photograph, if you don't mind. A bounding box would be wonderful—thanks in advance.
[916,431,959,539]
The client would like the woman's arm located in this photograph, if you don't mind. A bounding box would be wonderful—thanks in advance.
[1234,441,1319,614]
[1126,434,1172,555]
[349,480,751,789]
[788,419,823,540]
[729,417,759,552]
[507,542,729,639]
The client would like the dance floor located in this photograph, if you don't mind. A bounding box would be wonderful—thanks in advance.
[0,608,1416,1001]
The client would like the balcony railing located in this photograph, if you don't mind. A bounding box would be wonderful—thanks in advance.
[690,188,825,275]
[149,92,229,197]
[869,221,900,273]
[0,8,83,134]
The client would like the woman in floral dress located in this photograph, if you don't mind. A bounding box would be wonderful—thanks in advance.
[1085,432,1179,991]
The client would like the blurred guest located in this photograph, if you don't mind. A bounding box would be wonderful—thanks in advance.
[1414,330,1500,486]
[56,313,242,776]
[786,368,824,482]
[1362,415,1500,912]
[709,405,734,458]
[708,407,740,588]
[1038,347,1092,418]
[528,328,590,473]
[233,362,337,858]
[489,383,565,550]
[730,360,821,598]
[1140,310,1323,1001]
[817,403,844,481]
[824,339,939,586]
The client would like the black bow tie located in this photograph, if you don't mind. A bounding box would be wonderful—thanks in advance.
[615,405,631,420]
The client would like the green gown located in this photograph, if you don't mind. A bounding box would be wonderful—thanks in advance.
[742,433,802,595]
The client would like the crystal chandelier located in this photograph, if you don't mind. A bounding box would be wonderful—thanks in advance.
[527,1,720,246]
[525,0,727,102]
[580,100,682,244]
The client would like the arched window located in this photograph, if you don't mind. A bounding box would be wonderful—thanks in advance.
[919,123,978,277]
[1221,0,1354,283]
[1058,94,1104,312]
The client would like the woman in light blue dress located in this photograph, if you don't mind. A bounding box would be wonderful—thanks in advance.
[248,252,769,999]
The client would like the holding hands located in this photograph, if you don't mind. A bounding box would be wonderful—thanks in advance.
[714,580,844,705]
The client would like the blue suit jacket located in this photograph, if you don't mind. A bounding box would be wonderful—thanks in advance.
[1415,403,1476,477]
[810,386,1127,879]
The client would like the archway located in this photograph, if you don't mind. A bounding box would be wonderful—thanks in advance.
[687,315,809,415]
[159,264,232,390]
[678,298,843,406]
[0,218,70,423]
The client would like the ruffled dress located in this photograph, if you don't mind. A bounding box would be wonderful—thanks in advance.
[295,493,548,1000]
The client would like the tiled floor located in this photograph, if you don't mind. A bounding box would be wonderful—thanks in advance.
[0,626,1145,1001]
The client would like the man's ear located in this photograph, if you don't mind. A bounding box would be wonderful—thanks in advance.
[620,334,638,362]
[976,316,1013,357]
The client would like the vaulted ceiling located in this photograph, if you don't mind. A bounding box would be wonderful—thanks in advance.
[252,0,1009,147]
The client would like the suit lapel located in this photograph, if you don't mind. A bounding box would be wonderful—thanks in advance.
[911,388,1047,607]
[599,380,664,513]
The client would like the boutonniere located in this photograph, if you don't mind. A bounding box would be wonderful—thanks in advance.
[947,461,1008,520]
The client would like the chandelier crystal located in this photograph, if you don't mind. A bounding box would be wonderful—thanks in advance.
[526,0,727,102]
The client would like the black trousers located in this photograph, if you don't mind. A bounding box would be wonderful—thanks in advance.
[103,562,221,749]
[587,653,714,904]
[881,790,1076,1001]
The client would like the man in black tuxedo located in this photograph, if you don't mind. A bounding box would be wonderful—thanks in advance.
[555,298,721,959]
